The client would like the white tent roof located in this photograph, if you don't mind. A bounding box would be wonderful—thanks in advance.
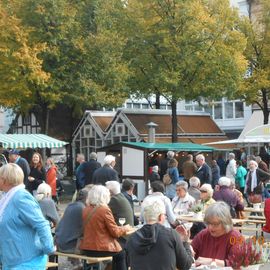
[205,111,270,146]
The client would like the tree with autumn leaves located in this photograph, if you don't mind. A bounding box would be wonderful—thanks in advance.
[238,0,270,124]
[1,0,269,142]
[107,0,248,141]
[0,0,129,136]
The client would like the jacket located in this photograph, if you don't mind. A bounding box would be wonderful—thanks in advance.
[109,193,134,226]
[47,166,57,196]
[84,159,101,185]
[126,223,193,270]
[0,189,54,267]
[27,166,46,194]
[92,165,119,185]
[80,205,127,252]
[246,168,270,195]
[235,166,247,188]
[213,186,244,212]
[196,163,212,185]
[16,157,30,186]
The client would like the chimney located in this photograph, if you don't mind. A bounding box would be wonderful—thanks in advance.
[146,122,158,143]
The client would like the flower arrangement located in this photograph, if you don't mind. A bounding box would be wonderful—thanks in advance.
[228,238,270,269]
[191,203,203,213]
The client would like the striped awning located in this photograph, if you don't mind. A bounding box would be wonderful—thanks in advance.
[0,134,68,149]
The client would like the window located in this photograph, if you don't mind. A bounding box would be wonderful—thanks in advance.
[214,104,223,119]
[185,105,193,111]
[194,104,203,111]
[115,123,126,136]
[235,102,244,118]
[126,103,132,108]
[225,102,233,119]
[23,115,31,125]
[84,126,92,137]
[159,105,166,110]
[133,103,140,109]
[142,104,149,109]
[204,106,213,116]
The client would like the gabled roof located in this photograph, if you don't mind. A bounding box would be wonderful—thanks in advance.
[109,109,224,136]
[72,111,115,137]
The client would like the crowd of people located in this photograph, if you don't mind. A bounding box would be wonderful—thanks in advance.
[1,148,270,270]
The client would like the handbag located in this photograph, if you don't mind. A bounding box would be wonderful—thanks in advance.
[74,206,99,254]
[163,169,172,185]
[163,173,172,185]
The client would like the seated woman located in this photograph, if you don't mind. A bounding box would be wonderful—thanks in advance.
[191,201,243,267]
[79,185,132,270]
[189,184,215,239]
[172,181,195,214]
[213,177,244,218]
[55,187,91,253]
[35,182,60,227]
[199,184,216,212]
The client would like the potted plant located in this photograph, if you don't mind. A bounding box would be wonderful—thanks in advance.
[228,238,270,270]
[191,203,203,219]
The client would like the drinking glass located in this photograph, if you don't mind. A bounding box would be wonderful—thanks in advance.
[119,218,126,226]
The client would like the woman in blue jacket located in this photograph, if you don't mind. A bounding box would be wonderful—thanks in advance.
[165,158,181,199]
[0,163,54,270]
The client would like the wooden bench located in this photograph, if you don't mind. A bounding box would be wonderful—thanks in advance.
[46,262,58,269]
[234,226,263,238]
[54,251,112,269]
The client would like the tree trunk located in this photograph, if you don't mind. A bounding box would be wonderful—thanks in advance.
[155,92,161,109]
[171,99,178,142]
[262,89,269,125]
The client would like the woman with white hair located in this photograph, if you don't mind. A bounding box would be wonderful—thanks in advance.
[36,182,60,227]
[0,163,54,269]
[199,184,215,212]
[188,176,201,201]
[213,177,244,218]
[79,185,132,270]
[172,181,195,214]
[191,201,243,267]
[245,160,270,204]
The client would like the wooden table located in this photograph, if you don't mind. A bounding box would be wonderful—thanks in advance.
[177,214,248,225]
[244,207,264,214]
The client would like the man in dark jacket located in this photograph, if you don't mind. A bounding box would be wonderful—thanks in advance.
[195,154,212,186]
[84,152,101,185]
[106,181,134,227]
[8,149,30,186]
[92,155,119,185]
[122,178,139,226]
[126,200,193,270]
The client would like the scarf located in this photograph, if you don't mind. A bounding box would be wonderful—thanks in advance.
[250,170,258,192]
[0,184,25,222]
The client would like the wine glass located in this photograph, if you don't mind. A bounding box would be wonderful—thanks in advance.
[119,217,126,226]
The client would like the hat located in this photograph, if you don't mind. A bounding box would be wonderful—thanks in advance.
[9,149,20,155]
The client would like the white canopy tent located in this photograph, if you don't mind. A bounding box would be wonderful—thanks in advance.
[205,122,270,154]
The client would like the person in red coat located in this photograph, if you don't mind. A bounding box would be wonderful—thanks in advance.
[46,157,57,203]
[263,198,270,233]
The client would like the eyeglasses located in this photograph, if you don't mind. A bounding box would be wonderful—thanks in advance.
[206,221,222,227]
[200,190,207,193]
